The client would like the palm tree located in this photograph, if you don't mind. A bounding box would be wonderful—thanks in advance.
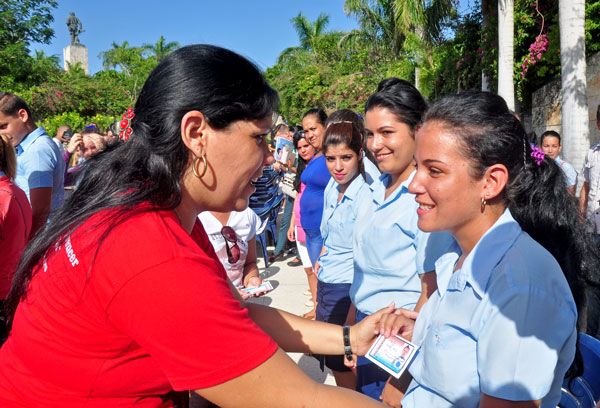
[497,0,514,110]
[342,0,402,56]
[98,41,143,76]
[142,36,180,61]
[278,12,331,63]
[291,12,330,52]
[344,0,454,91]
[559,0,589,176]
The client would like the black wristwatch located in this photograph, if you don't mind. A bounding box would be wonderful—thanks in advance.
[343,325,353,361]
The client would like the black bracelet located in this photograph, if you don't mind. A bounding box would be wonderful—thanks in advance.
[343,325,353,361]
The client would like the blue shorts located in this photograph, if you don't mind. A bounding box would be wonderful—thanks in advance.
[313,280,352,372]
[355,309,389,399]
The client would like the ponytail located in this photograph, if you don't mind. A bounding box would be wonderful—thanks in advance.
[424,91,600,378]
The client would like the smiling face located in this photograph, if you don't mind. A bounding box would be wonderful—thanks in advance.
[302,114,325,151]
[199,116,274,212]
[408,121,486,240]
[296,136,316,162]
[365,106,416,186]
[324,143,360,188]
[540,135,561,160]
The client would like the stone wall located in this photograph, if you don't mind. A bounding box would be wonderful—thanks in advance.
[532,51,600,146]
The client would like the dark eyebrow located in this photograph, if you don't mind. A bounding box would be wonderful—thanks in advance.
[422,158,446,166]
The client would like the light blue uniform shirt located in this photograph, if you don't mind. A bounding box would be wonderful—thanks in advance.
[318,175,371,284]
[15,127,65,218]
[403,209,577,408]
[363,154,381,186]
[350,171,452,315]
[554,156,578,187]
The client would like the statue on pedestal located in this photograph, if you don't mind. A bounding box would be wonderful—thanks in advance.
[66,12,84,45]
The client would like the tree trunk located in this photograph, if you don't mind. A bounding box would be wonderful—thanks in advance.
[481,0,490,91]
[497,0,514,110]
[414,26,425,92]
[559,0,589,196]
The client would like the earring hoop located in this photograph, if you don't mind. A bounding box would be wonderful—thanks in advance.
[192,154,207,178]
[480,196,487,212]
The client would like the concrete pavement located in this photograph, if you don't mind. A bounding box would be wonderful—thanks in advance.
[251,250,336,386]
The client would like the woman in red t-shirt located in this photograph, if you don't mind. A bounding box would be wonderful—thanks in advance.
[0,134,31,338]
[0,45,413,408]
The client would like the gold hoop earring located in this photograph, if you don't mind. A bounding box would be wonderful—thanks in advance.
[480,196,487,212]
[192,154,207,179]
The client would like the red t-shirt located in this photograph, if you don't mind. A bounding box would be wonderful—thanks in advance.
[0,176,32,299]
[0,206,277,407]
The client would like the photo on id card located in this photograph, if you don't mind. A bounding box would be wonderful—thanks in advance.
[365,335,417,379]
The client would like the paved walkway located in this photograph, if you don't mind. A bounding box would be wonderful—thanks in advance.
[251,250,336,386]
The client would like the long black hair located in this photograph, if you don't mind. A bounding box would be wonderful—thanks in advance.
[292,130,310,193]
[5,44,279,328]
[364,78,428,133]
[424,91,600,378]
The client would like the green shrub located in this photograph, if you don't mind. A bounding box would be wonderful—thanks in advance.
[40,112,116,137]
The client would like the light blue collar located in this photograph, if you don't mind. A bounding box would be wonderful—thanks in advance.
[17,127,47,154]
[435,208,521,297]
[336,174,366,201]
[372,170,415,206]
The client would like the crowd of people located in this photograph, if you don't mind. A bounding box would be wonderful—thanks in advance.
[0,44,599,407]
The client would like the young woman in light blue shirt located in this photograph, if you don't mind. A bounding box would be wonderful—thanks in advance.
[385,91,599,408]
[312,121,371,390]
[350,78,452,400]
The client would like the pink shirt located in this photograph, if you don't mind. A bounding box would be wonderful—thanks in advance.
[0,176,32,299]
[293,182,307,243]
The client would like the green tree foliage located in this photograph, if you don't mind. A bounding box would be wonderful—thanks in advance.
[142,35,180,61]
[1,31,177,124]
[0,0,58,90]
[586,0,600,56]
[0,0,57,47]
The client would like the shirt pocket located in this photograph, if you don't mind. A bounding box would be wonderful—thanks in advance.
[420,322,479,403]
[356,224,414,273]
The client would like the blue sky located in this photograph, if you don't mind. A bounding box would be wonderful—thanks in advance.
[31,0,360,74]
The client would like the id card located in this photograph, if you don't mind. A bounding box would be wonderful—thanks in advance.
[241,280,273,296]
[365,335,418,379]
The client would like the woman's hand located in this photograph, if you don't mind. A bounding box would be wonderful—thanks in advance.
[246,276,262,288]
[242,276,267,297]
[349,303,417,358]
[287,225,295,242]
[377,308,418,341]
[66,133,83,154]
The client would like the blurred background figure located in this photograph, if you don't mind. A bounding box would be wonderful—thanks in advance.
[52,125,72,153]
[540,130,578,196]
[199,208,265,296]
[287,129,318,318]
[63,128,108,188]
[105,121,120,145]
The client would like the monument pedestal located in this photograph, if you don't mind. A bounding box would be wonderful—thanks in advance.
[63,44,89,74]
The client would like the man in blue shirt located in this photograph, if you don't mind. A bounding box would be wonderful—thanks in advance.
[0,93,64,237]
